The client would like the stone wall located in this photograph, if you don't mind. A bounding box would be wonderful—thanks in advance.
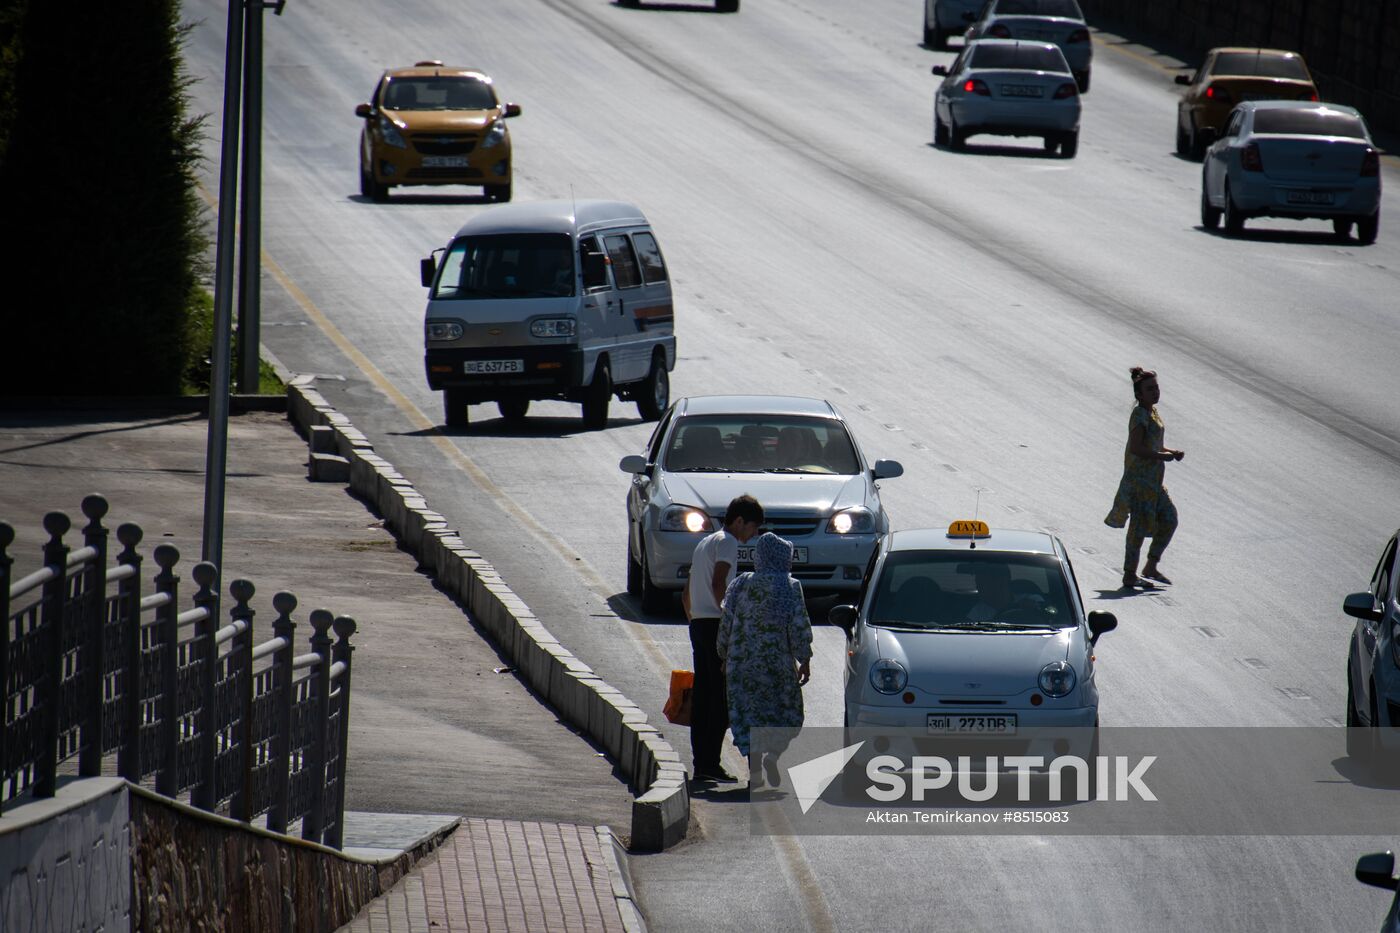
[1079,0,1400,135]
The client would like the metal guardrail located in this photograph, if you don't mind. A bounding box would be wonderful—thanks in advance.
[0,494,356,849]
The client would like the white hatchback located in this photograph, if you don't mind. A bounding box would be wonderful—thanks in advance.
[933,39,1082,156]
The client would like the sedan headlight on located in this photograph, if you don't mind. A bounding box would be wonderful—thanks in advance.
[378,116,407,148]
[660,505,712,534]
[870,659,908,695]
[827,508,875,535]
[481,119,508,149]
[425,322,463,341]
[1038,661,1077,699]
[530,318,576,338]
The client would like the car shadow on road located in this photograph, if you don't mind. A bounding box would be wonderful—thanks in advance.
[394,414,649,439]
[1196,225,1361,246]
[1332,755,1400,790]
[613,1,734,11]
[925,141,1065,160]
[348,192,496,206]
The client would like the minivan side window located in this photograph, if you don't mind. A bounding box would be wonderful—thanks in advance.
[632,232,668,284]
[604,234,642,289]
[580,235,610,291]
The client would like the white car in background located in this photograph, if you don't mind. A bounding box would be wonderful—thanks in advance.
[1201,101,1382,243]
[965,0,1093,92]
[924,0,983,49]
[933,39,1081,156]
[620,395,904,612]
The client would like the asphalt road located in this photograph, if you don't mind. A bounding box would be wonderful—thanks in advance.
[178,1,1400,929]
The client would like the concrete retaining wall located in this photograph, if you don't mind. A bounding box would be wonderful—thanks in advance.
[286,381,689,852]
[1081,0,1400,135]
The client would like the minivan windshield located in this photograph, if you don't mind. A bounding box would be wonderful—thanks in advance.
[1252,108,1366,138]
[868,551,1074,630]
[663,415,860,475]
[433,233,575,300]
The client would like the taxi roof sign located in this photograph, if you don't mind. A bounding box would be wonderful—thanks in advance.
[947,520,991,540]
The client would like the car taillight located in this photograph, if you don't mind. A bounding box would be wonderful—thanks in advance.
[1054,82,1078,99]
[988,22,1012,38]
[1205,85,1232,102]
[1304,91,1319,101]
[1067,28,1089,42]
[1241,142,1264,172]
[1361,149,1379,177]
[963,78,991,96]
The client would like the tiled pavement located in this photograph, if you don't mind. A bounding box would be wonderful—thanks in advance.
[341,818,640,933]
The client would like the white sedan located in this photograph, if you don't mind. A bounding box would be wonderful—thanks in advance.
[933,39,1082,156]
[1201,101,1382,243]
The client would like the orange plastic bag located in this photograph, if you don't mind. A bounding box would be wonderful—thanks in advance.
[663,669,694,726]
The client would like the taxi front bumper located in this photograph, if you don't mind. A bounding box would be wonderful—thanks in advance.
[371,141,511,187]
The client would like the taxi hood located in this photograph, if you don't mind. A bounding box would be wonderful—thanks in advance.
[382,109,497,132]
[663,473,870,518]
[876,627,1071,698]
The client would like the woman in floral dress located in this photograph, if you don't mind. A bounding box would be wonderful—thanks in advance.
[1105,367,1185,588]
[717,532,813,786]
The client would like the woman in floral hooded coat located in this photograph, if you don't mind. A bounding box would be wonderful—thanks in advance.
[717,532,813,786]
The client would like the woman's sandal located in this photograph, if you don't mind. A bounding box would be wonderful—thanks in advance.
[1142,568,1173,585]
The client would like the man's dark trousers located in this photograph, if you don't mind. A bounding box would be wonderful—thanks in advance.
[688,618,728,772]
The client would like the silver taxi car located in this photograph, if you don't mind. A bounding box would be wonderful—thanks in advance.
[830,520,1116,757]
[620,395,904,612]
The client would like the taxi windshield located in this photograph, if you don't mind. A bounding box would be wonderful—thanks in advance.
[433,234,575,300]
[868,551,1074,630]
[382,76,498,111]
[663,415,859,474]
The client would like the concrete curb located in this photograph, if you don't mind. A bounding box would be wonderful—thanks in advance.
[285,382,689,854]
[597,825,648,933]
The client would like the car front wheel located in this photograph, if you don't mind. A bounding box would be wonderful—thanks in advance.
[1200,183,1221,229]
[1223,182,1245,235]
[361,162,388,202]
[582,361,612,430]
[444,388,469,429]
[1059,131,1078,158]
[639,538,670,612]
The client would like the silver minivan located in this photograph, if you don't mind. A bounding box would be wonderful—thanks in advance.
[421,200,676,429]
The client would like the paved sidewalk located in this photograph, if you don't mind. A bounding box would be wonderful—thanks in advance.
[343,819,635,933]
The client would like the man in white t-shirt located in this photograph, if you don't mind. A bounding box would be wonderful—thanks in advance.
[682,494,764,783]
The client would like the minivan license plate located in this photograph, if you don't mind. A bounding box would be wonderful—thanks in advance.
[927,714,1018,735]
[464,360,523,374]
[737,546,808,564]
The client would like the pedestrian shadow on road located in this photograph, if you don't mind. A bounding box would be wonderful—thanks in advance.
[689,782,753,803]
[1090,586,1157,600]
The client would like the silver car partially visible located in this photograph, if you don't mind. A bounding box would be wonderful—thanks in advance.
[620,395,904,612]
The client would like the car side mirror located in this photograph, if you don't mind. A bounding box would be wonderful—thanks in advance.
[503,102,522,118]
[355,102,373,118]
[828,604,858,637]
[931,65,948,76]
[619,454,648,474]
[1174,74,1192,86]
[1357,852,1398,890]
[1344,592,1383,622]
[1087,610,1117,645]
[420,257,437,288]
[872,459,904,480]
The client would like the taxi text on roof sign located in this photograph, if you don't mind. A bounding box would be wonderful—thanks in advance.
[946,520,991,539]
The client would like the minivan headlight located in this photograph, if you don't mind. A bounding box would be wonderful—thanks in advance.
[530,318,576,338]
[425,322,463,341]
[828,508,875,534]
[481,119,508,149]
[870,659,908,695]
[660,505,712,534]
[378,116,407,148]
[1038,661,1077,698]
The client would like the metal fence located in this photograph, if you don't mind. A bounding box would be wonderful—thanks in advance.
[0,494,356,848]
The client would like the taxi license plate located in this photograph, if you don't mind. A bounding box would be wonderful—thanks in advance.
[1286,190,1334,205]
[1001,84,1043,98]
[423,155,470,168]
[464,359,524,374]
[927,714,1018,735]
[737,546,808,564]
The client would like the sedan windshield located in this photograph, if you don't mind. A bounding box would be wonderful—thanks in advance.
[995,0,1082,17]
[1252,109,1367,138]
[1212,52,1310,81]
[383,76,498,111]
[432,234,575,300]
[664,415,860,474]
[869,551,1074,630]
[970,45,1068,72]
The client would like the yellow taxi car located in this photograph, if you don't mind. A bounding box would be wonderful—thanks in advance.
[355,61,521,203]
[1174,48,1318,159]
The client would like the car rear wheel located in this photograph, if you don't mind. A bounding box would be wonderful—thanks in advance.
[581,360,612,430]
[1223,182,1245,235]
[949,119,967,152]
[444,389,470,429]
[1074,70,1090,93]
[1357,210,1380,245]
[636,355,669,421]
[1200,183,1221,229]
[497,398,529,422]
[934,112,949,147]
[1187,119,1207,161]
[1175,121,1189,156]
[1042,135,1059,154]
[1059,131,1078,159]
